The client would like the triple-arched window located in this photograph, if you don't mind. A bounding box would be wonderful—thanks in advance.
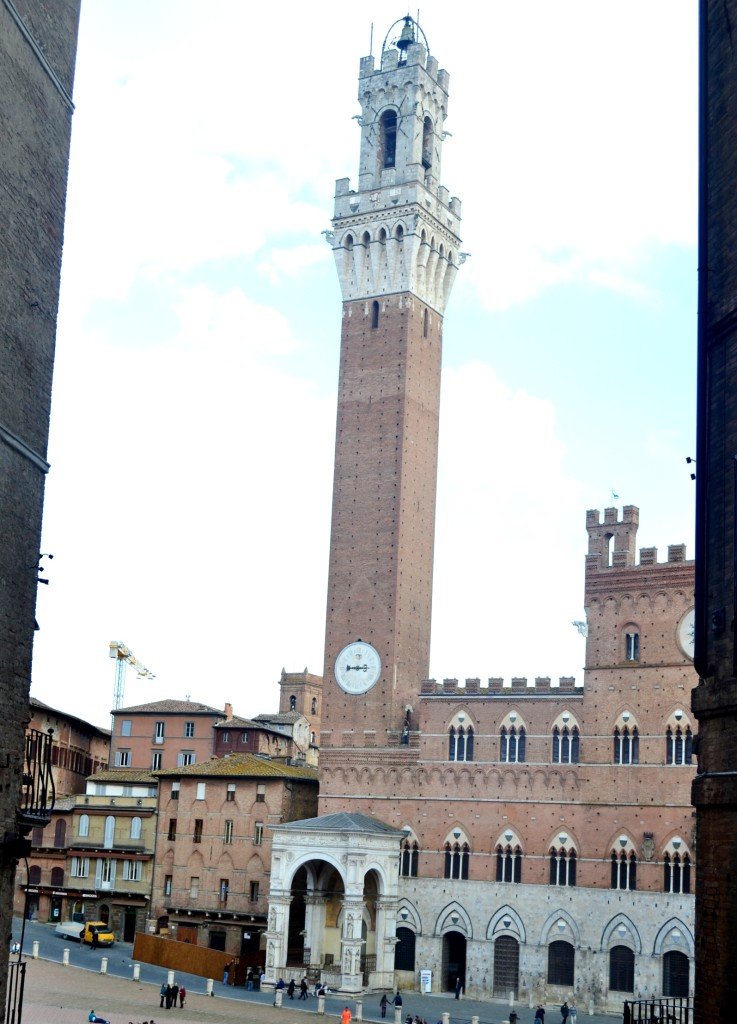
[448,724,474,762]
[500,724,526,763]
[552,723,580,764]
[613,724,639,765]
[495,844,522,883]
[549,847,576,886]
[666,724,693,765]
[664,851,691,893]
[444,839,470,880]
[400,839,419,878]
[610,850,637,890]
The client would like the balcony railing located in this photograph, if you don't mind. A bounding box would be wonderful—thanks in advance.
[18,729,55,828]
[625,997,693,1023]
[4,959,26,1024]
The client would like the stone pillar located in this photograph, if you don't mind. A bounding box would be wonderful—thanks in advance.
[305,893,327,966]
[375,897,399,990]
[264,894,292,988]
[340,897,365,993]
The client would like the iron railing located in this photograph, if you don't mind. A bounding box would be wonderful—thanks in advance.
[625,997,694,1023]
[17,728,55,828]
[4,959,26,1024]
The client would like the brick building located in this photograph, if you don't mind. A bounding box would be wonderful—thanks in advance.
[150,754,318,960]
[110,699,225,772]
[0,0,81,1010]
[262,18,698,1013]
[28,697,109,796]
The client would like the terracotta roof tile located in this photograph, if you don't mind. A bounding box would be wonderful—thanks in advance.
[87,768,158,784]
[114,699,223,715]
[154,753,317,781]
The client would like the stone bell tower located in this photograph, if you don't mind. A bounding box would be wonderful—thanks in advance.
[321,16,462,753]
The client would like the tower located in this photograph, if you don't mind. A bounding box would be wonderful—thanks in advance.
[321,17,462,751]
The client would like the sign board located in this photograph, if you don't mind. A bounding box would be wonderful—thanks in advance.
[420,969,432,994]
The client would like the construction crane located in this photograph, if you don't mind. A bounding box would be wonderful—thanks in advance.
[109,641,155,710]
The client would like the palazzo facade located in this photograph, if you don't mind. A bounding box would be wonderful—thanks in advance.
[264,17,698,1014]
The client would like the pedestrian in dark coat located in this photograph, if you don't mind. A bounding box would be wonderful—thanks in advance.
[287,978,296,999]
[171,984,179,1008]
[380,994,388,1018]
[393,992,403,1008]
[160,983,167,1008]
[179,984,186,1008]
[561,1001,569,1023]
[165,984,173,1009]
[454,976,463,1000]
[299,978,309,1000]
[534,1006,545,1023]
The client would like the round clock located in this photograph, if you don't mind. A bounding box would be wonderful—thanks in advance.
[335,640,382,695]
[677,608,695,660]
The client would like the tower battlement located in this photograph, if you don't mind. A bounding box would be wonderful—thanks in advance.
[420,675,580,695]
[585,505,690,573]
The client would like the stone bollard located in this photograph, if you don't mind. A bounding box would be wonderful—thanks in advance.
[31,940,39,959]
[100,957,108,974]
[168,969,175,985]
[588,999,594,1016]
[318,995,326,1015]
[133,963,141,981]
[356,998,363,1021]
[275,989,284,1008]
[472,1016,479,1024]
[509,990,515,1007]
[394,1007,402,1024]
[206,979,214,997]
[62,948,69,966]
[442,1013,450,1024]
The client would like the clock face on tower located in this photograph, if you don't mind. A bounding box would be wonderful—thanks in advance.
[334,641,382,695]
[677,608,695,660]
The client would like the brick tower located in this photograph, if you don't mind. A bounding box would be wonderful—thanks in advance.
[321,17,462,753]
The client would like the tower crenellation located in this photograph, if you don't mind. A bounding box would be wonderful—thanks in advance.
[331,18,461,313]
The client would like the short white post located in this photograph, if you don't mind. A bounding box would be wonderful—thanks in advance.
[275,989,283,1007]
[168,969,175,985]
[206,978,214,996]
[31,941,39,959]
[509,990,515,1006]
[318,995,326,1015]
[356,998,363,1021]
[133,963,141,981]
[100,957,108,974]
[442,1013,450,1024]
[62,948,69,966]
[394,1008,402,1024]
[472,1015,479,1024]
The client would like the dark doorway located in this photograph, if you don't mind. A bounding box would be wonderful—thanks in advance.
[123,908,137,942]
[493,935,519,997]
[209,929,226,951]
[49,897,62,922]
[99,904,110,925]
[442,931,466,991]
[547,941,574,987]
[663,950,689,997]
[609,945,635,992]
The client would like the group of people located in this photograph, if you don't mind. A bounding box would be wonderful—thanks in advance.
[534,1000,578,1022]
[274,976,328,1000]
[158,982,185,1009]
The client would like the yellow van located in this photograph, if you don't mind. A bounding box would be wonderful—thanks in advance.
[81,921,114,946]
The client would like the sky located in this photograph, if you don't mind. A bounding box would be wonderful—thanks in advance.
[32,1,699,729]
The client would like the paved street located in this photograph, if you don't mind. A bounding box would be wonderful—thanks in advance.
[11,920,623,1024]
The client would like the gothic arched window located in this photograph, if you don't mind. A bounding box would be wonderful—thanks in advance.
[380,110,397,168]
[495,844,522,883]
[610,850,637,891]
[422,116,433,170]
[371,300,380,329]
[501,725,525,763]
[666,725,693,765]
[614,726,639,765]
[444,841,470,880]
[664,852,691,894]
[400,839,419,878]
[549,847,576,886]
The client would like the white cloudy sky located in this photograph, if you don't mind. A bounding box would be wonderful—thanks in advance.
[32,1,698,729]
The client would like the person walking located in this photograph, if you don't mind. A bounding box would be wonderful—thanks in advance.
[178,985,186,1008]
[246,970,254,991]
[299,977,309,1000]
[171,983,178,1009]
[560,1001,570,1023]
[454,976,463,1000]
[380,994,388,1018]
[91,930,99,951]
[165,984,173,1010]
[159,983,167,1009]
[568,1001,577,1024]
[393,992,403,1009]
[341,1006,353,1024]
[287,978,296,999]
[534,1006,545,1023]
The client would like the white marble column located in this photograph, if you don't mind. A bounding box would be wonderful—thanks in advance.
[305,893,327,966]
[375,897,399,989]
[340,897,366,993]
[263,894,292,988]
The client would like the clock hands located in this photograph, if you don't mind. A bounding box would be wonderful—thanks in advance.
[345,664,369,672]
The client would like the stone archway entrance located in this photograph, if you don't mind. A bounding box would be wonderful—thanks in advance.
[264,811,403,993]
[442,931,466,991]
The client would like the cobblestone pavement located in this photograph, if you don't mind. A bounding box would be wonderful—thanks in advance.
[15,956,624,1024]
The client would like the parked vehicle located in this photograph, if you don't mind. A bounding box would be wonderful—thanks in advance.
[54,921,84,941]
[81,921,114,946]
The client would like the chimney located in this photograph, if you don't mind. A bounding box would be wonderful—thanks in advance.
[224,702,233,719]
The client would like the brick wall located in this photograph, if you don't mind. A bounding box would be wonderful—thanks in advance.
[0,0,80,1010]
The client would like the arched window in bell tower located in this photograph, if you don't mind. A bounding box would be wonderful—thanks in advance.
[422,116,433,170]
[380,110,397,169]
[371,301,380,329]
